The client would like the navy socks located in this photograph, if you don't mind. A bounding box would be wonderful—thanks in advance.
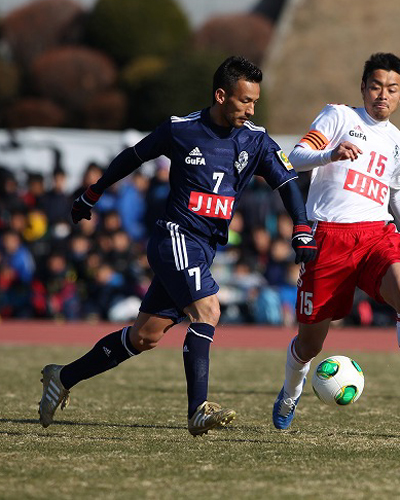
[183,322,215,418]
[59,322,216,420]
[60,327,140,390]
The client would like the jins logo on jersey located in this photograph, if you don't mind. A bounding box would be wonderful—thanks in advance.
[343,169,388,205]
[188,191,234,219]
[185,147,206,165]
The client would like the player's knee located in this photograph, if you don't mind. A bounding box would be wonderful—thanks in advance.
[139,336,159,350]
[204,302,220,325]
[185,295,220,326]
[192,303,220,326]
[129,329,163,351]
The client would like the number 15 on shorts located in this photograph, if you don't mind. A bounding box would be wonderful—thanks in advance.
[299,291,313,315]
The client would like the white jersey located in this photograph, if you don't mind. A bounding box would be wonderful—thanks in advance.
[292,104,400,222]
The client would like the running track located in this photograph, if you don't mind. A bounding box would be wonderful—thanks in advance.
[0,321,398,352]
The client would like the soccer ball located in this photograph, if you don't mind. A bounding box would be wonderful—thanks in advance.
[312,355,364,407]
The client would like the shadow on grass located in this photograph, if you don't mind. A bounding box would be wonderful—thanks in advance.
[0,418,184,431]
[3,418,397,442]
[0,418,277,443]
[0,429,129,442]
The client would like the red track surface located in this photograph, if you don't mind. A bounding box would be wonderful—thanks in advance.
[0,320,397,351]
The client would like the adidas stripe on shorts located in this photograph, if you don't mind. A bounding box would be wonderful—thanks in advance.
[140,219,219,323]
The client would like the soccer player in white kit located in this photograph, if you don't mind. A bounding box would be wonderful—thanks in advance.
[273,52,400,429]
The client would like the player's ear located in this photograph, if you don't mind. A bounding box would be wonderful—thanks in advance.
[361,80,366,98]
[215,88,226,105]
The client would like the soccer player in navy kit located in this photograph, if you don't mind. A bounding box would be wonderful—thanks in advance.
[39,56,317,436]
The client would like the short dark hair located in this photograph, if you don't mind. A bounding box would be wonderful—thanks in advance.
[362,53,400,84]
[213,56,262,102]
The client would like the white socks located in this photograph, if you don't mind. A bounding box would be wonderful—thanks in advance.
[283,336,312,400]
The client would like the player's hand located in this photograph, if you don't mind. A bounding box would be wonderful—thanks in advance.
[291,224,318,264]
[331,141,363,162]
[71,185,102,224]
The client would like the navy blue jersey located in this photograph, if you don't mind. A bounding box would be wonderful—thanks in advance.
[134,108,297,245]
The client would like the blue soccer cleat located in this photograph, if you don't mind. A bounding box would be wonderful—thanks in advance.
[272,383,304,430]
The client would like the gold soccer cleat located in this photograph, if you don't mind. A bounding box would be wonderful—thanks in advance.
[188,401,236,437]
[38,364,70,428]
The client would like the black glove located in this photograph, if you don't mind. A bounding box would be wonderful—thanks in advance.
[71,185,102,224]
[291,224,317,264]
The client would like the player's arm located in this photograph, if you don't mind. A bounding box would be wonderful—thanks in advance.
[71,121,171,224]
[288,145,332,172]
[278,179,317,264]
[289,104,361,172]
[289,142,363,172]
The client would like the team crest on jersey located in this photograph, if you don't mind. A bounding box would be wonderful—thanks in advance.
[276,150,293,170]
[234,151,249,173]
[394,145,400,165]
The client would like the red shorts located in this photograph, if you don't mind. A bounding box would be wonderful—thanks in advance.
[296,221,400,324]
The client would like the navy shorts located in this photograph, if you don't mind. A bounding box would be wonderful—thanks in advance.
[140,220,219,323]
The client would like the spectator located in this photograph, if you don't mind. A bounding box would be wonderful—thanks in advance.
[276,211,293,241]
[72,161,118,214]
[227,210,244,249]
[20,172,45,209]
[0,167,26,229]
[109,230,135,275]
[0,229,35,317]
[84,261,125,320]
[0,251,32,318]
[9,208,28,236]
[71,161,104,200]
[95,231,114,260]
[23,208,48,243]
[276,261,301,326]
[32,252,79,319]
[41,166,71,225]
[116,171,149,241]
[244,225,271,270]
[1,229,35,283]
[237,176,274,230]
[265,237,294,286]
[69,233,93,280]
[144,155,170,232]
[101,209,122,234]
[77,212,99,239]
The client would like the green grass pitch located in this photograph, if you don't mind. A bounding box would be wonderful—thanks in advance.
[1,344,400,499]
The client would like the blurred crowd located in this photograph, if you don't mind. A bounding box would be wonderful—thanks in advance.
[0,157,395,326]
